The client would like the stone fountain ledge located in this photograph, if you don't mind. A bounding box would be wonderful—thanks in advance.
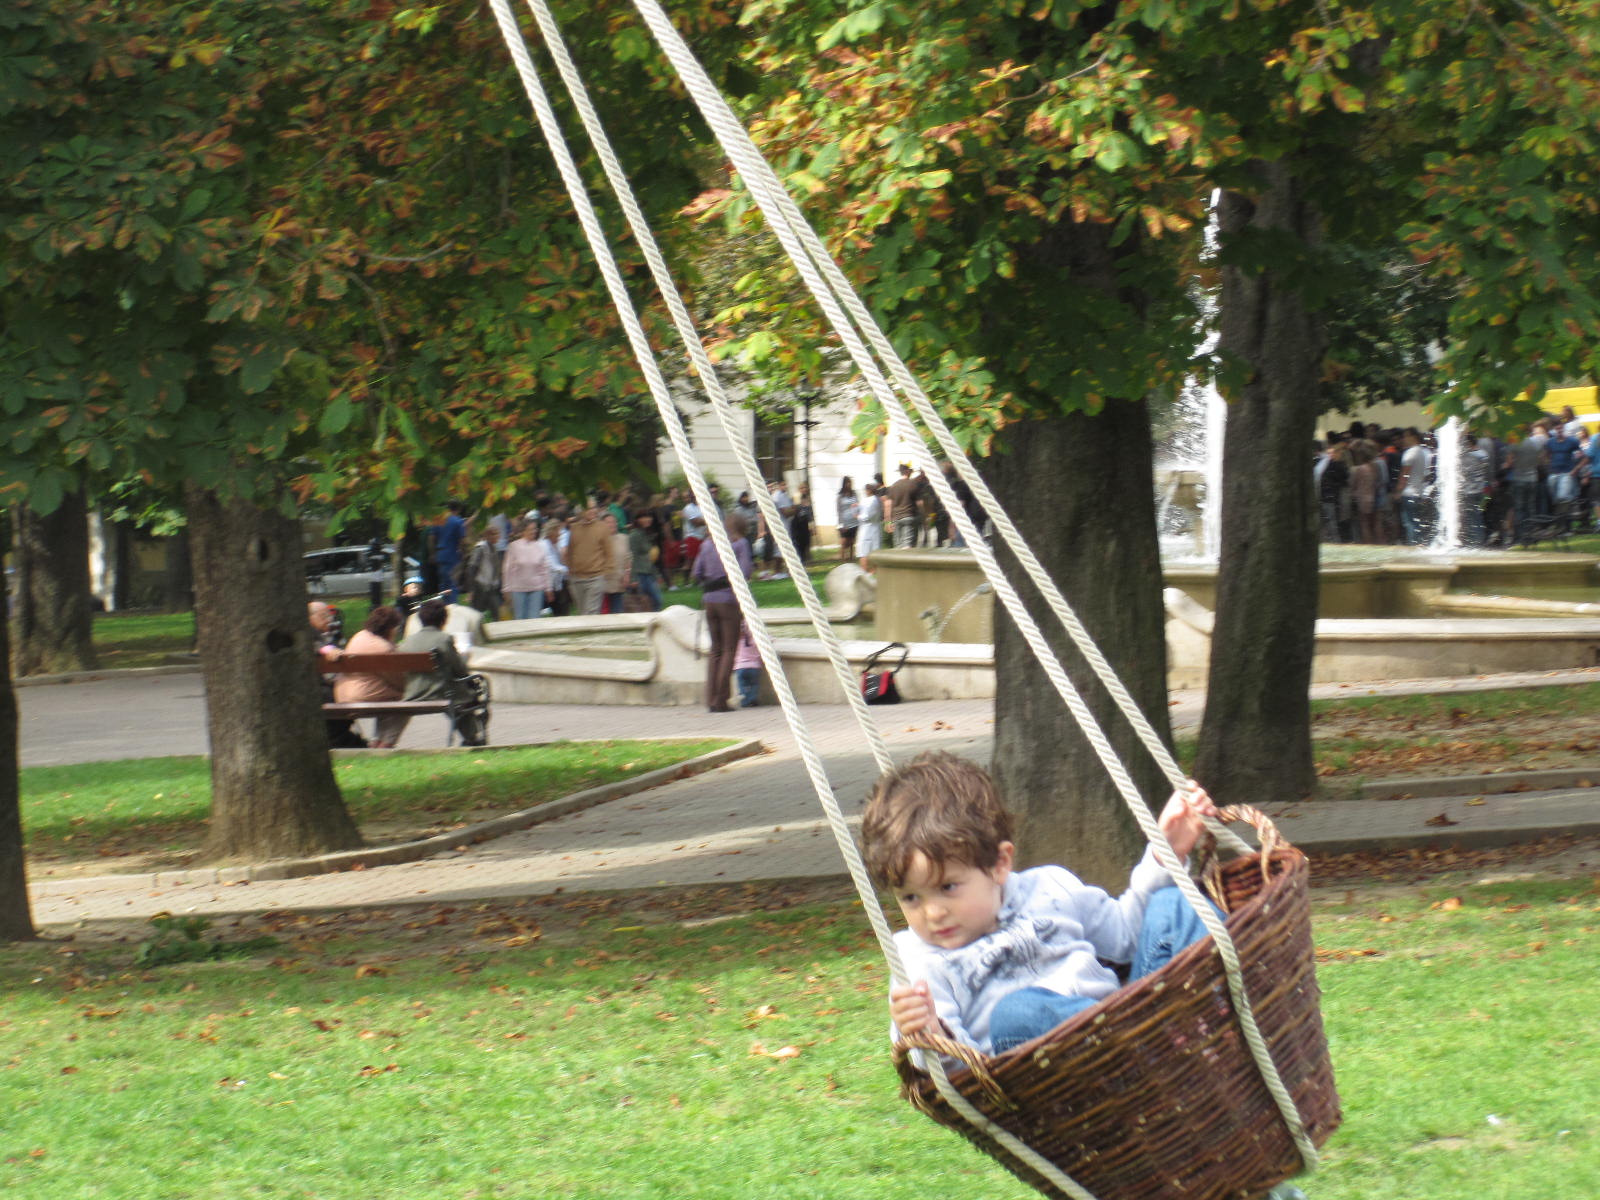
[1163,588,1600,689]
[470,602,991,707]
[465,556,1600,705]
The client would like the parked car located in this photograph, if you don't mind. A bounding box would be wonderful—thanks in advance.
[304,545,418,598]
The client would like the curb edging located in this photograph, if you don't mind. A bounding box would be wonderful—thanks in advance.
[1356,767,1600,801]
[15,663,203,688]
[33,738,765,894]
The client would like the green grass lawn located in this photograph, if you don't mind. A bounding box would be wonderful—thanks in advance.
[0,874,1595,1198]
[1178,683,1600,784]
[21,740,733,868]
[90,610,197,669]
[667,561,841,611]
[1522,531,1600,555]
[1308,683,1600,725]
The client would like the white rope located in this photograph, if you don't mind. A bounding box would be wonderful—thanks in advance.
[489,0,1315,1188]
[508,0,894,786]
[624,0,1317,1176]
[486,0,909,981]
[485,8,1102,1198]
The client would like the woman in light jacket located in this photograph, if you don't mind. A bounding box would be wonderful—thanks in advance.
[502,518,552,620]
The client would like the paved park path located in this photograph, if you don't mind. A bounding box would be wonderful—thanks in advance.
[19,665,1600,928]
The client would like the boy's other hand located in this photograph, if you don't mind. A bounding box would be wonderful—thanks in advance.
[890,981,938,1039]
[1158,780,1219,861]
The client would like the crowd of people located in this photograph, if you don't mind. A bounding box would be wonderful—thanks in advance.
[413,465,991,621]
[836,462,986,568]
[1314,406,1599,547]
[413,481,814,620]
[396,467,989,714]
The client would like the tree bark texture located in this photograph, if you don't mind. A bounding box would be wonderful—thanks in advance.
[185,485,361,861]
[985,402,1175,889]
[11,487,97,676]
[1195,163,1325,806]
[0,579,36,942]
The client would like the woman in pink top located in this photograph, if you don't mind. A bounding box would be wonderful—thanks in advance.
[502,518,553,620]
[333,605,407,747]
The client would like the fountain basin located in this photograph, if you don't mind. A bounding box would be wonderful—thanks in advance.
[468,605,992,706]
[875,547,1600,635]
[871,548,995,644]
[464,556,1600,706]
[1164,589,1600,688]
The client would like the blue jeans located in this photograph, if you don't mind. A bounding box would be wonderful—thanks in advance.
[1398,494,1433,545]
[635,575,662,612]
[436,558,459,603]
[508,590,544,620]
[735,667,761,707]
[1511,479,1540,533]
[988,888,1223,1054]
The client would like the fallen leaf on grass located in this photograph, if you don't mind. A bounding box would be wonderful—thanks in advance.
[354,964,388,979]
[1432,897,1463,912]
[1314,947,1382,961]
[357,1064,400,1077]
[749,1042,801,1060]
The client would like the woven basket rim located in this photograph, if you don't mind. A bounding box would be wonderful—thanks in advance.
[899,842,1308,1078]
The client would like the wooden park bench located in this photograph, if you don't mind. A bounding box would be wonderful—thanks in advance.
[318,651,491,746]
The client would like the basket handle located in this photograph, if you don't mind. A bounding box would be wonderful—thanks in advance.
[893,1030,1015,1112]
[1197,804,1290,912]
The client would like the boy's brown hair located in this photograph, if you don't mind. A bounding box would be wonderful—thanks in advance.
[861,752,1014,888]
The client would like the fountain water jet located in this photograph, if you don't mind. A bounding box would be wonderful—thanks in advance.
[1430,414,1463,551]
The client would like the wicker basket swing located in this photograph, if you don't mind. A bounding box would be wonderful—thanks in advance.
[893,806,1341,1200]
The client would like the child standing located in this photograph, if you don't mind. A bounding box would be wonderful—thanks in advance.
[733,622,763,708]
[861,752,1218,1056]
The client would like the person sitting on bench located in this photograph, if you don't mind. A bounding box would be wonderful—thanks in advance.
[397,598,485,746]
[334,605,408,748]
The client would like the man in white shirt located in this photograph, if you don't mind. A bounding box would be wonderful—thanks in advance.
[1392,427,1434,545]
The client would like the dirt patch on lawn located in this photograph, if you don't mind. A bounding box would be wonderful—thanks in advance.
[35,836,1600,960]
[1312,699,1600,781]
[24,806,521,883]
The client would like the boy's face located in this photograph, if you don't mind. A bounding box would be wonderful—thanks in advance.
[893,843,1014,950]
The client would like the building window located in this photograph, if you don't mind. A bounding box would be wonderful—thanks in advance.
[753,417,796,483]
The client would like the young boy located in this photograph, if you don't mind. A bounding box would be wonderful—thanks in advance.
[862,751,1220,1056]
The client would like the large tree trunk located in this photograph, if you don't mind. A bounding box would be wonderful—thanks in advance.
[985,401,1174,888]
[0,565,35,942]
[11,487,97,676]
[1195,163,1325,806]
[185,484,361,861]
